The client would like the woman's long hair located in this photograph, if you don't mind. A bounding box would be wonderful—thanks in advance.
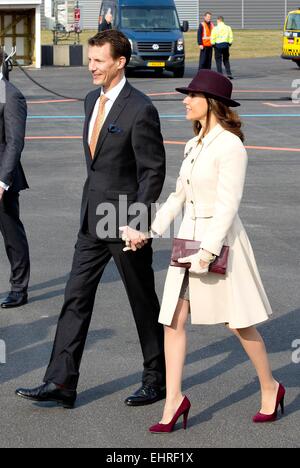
[193,96,245,143]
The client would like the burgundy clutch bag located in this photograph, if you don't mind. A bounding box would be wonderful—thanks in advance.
[170,238,229,275]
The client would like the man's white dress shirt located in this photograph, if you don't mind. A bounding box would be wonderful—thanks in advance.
[88,76,127,145]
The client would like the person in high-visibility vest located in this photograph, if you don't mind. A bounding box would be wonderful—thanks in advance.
[197,12,214,70]
[211,16,234,79]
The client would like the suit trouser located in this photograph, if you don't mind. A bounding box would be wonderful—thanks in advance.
[0,191,30,293]
[44,226,166,391]
[215,46,232,76]
[199,47,213,70]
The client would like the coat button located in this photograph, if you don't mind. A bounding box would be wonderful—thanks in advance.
[191,159,194,164]
[187,179,190,184]
[190,200,194,204]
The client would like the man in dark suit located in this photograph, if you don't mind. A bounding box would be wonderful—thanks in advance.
[16,30,166,409]
[0,48,30,309]
[98,9,113,33]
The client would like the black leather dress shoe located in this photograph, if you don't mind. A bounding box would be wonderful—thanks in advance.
[15,382,77,409]
[125,385,166,407]
[1,292,28,309]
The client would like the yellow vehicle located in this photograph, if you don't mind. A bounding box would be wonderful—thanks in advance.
[282,9,300,67]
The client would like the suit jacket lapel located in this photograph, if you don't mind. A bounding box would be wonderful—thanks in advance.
[91,81,132,165]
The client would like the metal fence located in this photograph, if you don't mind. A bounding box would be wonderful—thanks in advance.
[197,1,300,29]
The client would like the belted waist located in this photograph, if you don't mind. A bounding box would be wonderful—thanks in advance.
[185,202,215,219]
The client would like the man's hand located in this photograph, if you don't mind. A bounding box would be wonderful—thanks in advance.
[0,187,5,202]
[119,226,149,252]
[105,12,113,24]
[199,45,204,50]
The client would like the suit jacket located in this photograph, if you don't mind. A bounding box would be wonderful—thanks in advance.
[81,80,166,240]
[98,20,112,32]
[0,78,28,192]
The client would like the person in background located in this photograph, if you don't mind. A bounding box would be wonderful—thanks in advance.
[197,12,214,70]
[98,9,113,32]
[0,47,30,309]
[211,16,234,79]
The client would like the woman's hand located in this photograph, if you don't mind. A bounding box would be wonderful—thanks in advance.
[199,249,215,269]
[0,187,5,202]
[177,252,209,275]
[200,259,210,269]
[178,249,216,275]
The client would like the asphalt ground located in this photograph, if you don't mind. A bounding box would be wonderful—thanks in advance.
[0,57,300,448]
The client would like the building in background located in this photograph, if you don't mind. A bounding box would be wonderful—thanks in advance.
[197,1,300,29]
[40,1,300,31]
[183,1,300,29]
[1,2,298,68]
[0,0,42,67]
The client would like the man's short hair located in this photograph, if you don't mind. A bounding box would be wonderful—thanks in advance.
[204,12,212,17]
[218,16,225,22]
[88,30,132,67]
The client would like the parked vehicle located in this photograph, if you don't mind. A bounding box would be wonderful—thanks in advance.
[282,9,300,68]
[98,0,189,77]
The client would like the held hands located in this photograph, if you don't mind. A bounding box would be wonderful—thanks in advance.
[119,226,149,252]
[178,249,216,275]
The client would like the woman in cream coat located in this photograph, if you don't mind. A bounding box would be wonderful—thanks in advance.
[122,71,285,432]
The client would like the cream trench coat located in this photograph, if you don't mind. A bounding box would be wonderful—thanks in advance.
[152,124,273,328]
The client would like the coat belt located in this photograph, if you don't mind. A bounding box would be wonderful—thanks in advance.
[185,203,215,219]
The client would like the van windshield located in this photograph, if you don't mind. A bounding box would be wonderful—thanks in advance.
[120,7,180,30]
[286,13,300,30]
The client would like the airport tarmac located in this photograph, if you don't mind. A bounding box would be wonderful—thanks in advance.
[0,57,300,448]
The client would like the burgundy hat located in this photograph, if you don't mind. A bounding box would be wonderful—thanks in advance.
[176,70,240,107]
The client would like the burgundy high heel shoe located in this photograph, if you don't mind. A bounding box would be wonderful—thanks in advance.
[253,383,286,423]
[149,396,191,433]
